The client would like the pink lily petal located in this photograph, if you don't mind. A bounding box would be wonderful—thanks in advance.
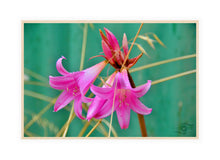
[104,28,120,51]
[49,72,82,90]
[103,72,117,88]
[74,98,85,120]
[129,97,152,115]
[94,99,117,119]
[122,33,128,55]
[114,50,123,66]
[119,50,125,62]
[90,85,113,99]
[78,61,107,95]
[49,75,74,90]
[112,70,130,89]
[87,97,106,120]
[121,69,132,88]
[81,96,93,103]
[56,56,70,75]
[102,40,112,60]
[131,80,151,98]
[54,90,75,112]
[102,40,115,65]
[116,104,131,129]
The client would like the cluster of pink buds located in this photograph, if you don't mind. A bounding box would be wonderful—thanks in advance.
[49,28,152,129]
[100,28,143,69]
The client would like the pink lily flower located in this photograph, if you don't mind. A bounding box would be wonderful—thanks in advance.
[49,56,107,119]
[90,69,152,129]
[86,72,117,121]
[100,28,143,69]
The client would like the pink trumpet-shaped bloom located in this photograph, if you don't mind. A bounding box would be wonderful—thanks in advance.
[90,69,152,129]
[100,28,143,69]
[49,56,106,119]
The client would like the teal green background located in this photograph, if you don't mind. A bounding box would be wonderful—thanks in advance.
[24,23,196,137]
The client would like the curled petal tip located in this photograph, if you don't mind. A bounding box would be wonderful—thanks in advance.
[144,108,152,115]
[56,56,70,75]
[61,56,66,59]
[127,53,143,68]
[53,107,58,112]
[86,117,92,121]
[121,126,129,130]
[103,27,109,32]
[104,28,113,35]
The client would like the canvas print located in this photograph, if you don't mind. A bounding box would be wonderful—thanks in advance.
[23,22,197,137]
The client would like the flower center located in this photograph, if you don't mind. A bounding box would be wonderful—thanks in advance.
[117,89,130,108]
[67,86,81,97]
[73,86,81,96]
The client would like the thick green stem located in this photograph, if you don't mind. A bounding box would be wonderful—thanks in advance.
[127,71,148,137]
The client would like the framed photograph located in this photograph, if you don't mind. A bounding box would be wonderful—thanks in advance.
[22,21,198,138]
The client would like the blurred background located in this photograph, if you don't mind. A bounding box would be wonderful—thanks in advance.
[24,23,196,137]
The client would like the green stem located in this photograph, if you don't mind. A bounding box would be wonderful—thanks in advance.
[63,24,88,137]
[121,23,144,70]
[24,90,53,102]
[79,23,88,71]
[151,70,196,86]
[24,81,50,87]
[24,68,48,82]
[24,98,57,131]
[85,119,102,137]
[130,54,196,73]
[128,71,148,137]
[78,121,92,137]
[62,104,75,137]
[102,119,118,137]
[108,75,119,137]
[56,113,76,137]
